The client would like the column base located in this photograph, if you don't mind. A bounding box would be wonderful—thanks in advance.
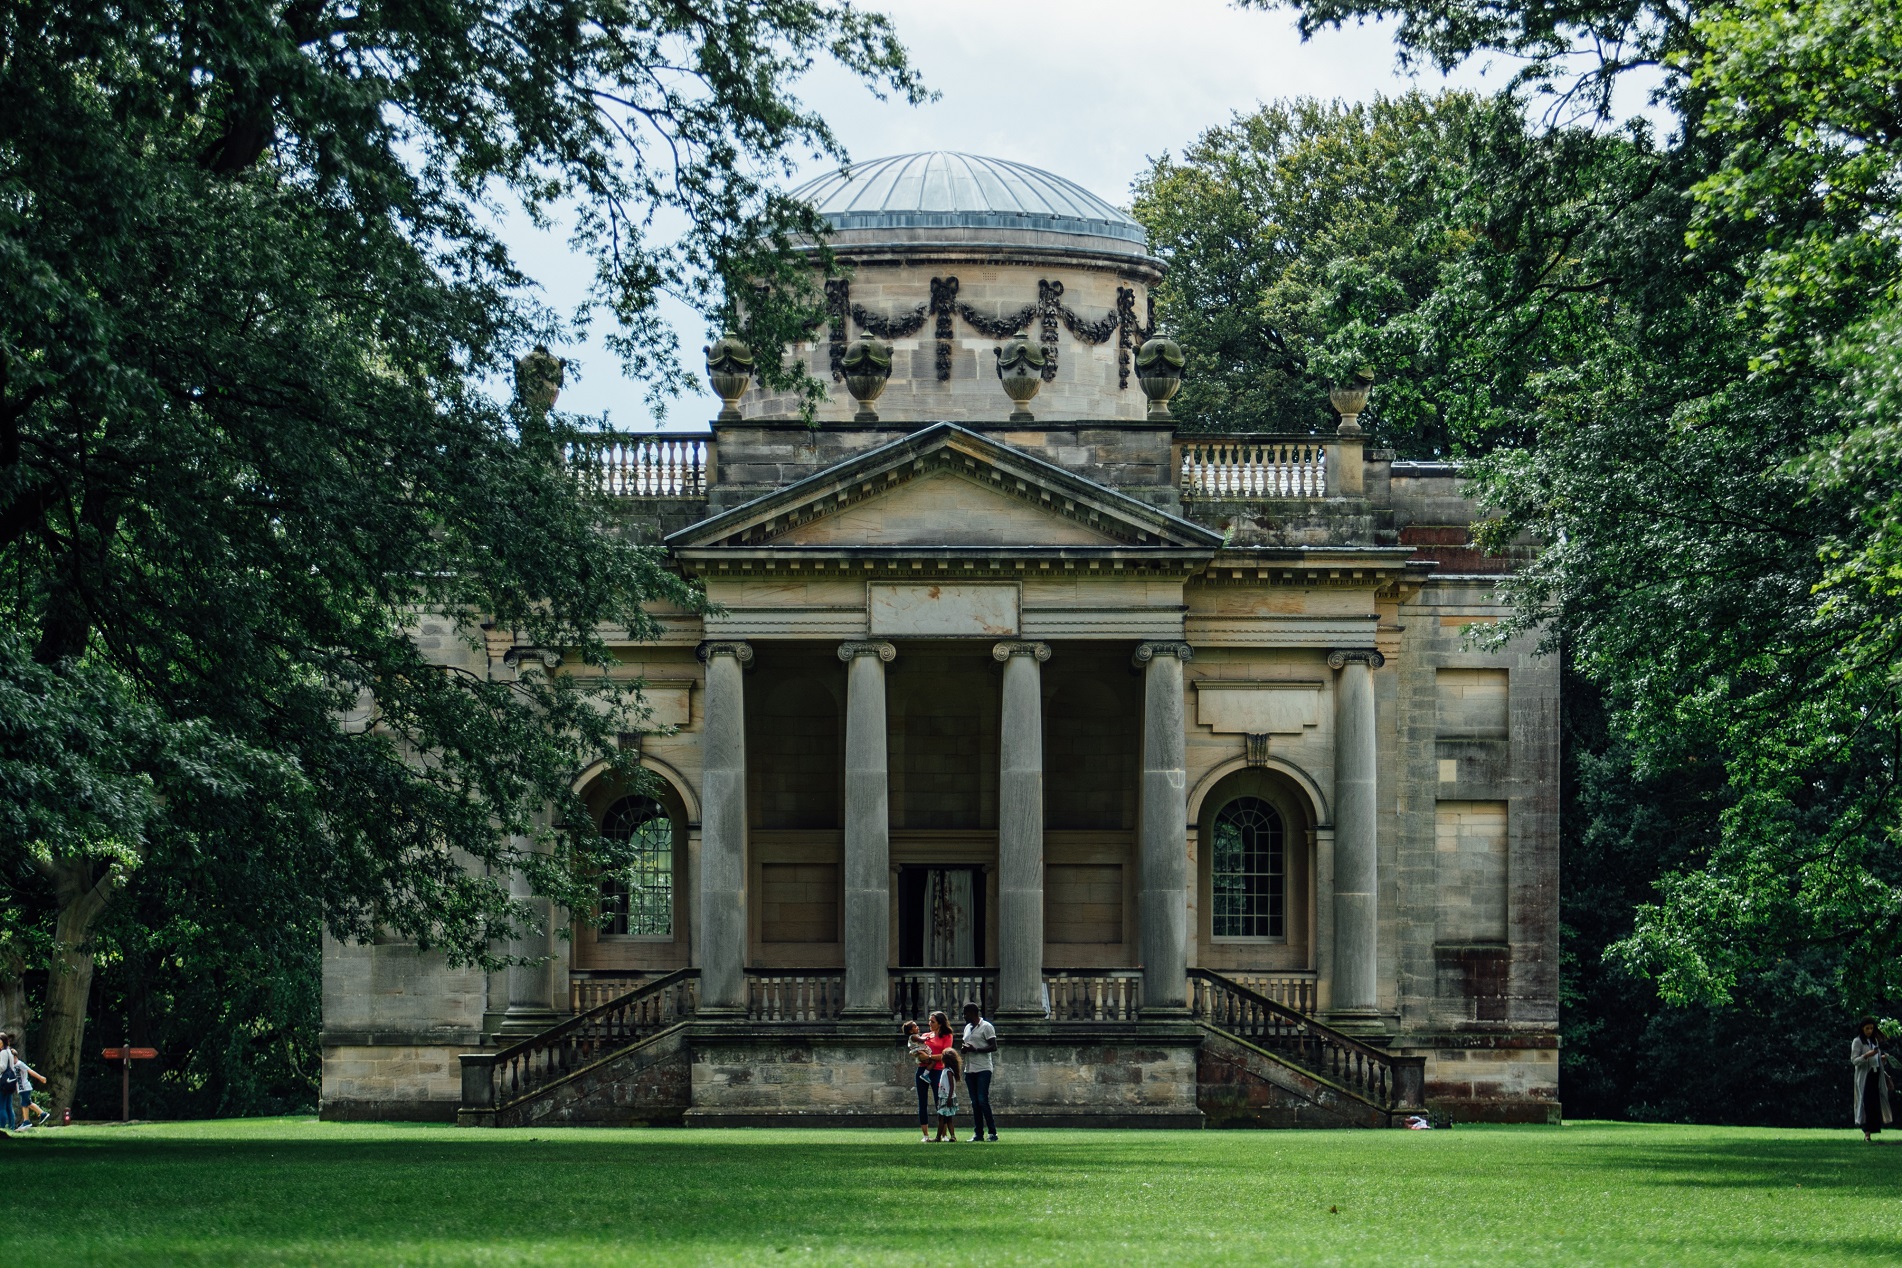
[839,1005,892,1020]
[995,1007,1047,1022]
[1324,1009,1394,1042]
[1139,1006,1191,1020]
[493,1008,563,1040]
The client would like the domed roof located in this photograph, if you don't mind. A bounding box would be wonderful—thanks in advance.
[788,152,1146,249]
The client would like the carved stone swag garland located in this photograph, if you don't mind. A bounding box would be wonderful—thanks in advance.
[819,278,1155,387]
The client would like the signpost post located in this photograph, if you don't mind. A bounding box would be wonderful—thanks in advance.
[100,1040,157,1123]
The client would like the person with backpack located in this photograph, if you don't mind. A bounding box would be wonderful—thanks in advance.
[0,1033,23,1131]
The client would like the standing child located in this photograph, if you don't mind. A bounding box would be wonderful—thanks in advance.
[934,1048,963,1142]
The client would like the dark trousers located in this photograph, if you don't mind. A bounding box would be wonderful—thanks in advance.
[967,1070,996,1137]
[915,1066,937,1125]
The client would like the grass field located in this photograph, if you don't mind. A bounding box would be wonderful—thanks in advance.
[8,1118,1898,1265]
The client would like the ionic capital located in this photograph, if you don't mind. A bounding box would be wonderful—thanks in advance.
[991,640,1051,663]
[1327,649,1386,670]
[502,646,562,670]
[837,640,897,664]
[696,640,755,666]
[1133,641,1193,667]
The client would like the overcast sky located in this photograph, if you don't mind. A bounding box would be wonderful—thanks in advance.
[516,0,1490,429]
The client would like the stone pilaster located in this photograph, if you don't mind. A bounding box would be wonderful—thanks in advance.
[1134,642,1192,1015]
[839,640,896,1017]
[993,640,1051,1018]
[1329,648,1384,1021]
[495,831,561,1038]
[697,640,753,1014]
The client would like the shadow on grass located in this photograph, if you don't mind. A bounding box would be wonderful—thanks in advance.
[17,1126,1902,1263]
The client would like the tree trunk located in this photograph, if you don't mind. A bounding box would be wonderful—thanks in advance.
[0,951,25,1043]
[38,860,119,1116]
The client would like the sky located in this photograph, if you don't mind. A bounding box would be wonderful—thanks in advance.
[511,0,1495,430]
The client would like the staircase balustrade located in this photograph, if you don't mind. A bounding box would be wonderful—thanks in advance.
[466,968,698,1113]
[1176,435,1328,500]
[745,970,844,1022]
[1043,969,1143,1022]
[1188,968,1424,1111]
[564,433,713,498]
[1223,972,1318,1015]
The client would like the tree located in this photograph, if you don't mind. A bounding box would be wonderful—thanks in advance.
[1132,93,1498,455]
[0,0,922,1112]
[1246,0,1902,1033]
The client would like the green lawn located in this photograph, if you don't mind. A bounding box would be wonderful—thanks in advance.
[9,1118,1897,1265]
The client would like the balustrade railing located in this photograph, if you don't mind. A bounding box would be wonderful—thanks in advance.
[571,975,649,1014]
[1188,968,1422,1111]
[565,432,713,498]
[1224,972,1318,1015]
[746,970,844,1022]
[1043,969,1143,1022]
[1176,435,1328,500]
[465,968,697,1113]
[890,968,996,1021]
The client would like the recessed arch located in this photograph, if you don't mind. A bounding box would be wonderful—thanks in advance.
[1188,753,1329,829]
[573,753,700,826]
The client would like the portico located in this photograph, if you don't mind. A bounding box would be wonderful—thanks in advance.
[319,150,1560,1130]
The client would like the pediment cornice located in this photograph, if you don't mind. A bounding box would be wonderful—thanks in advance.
[663,423,1223,556]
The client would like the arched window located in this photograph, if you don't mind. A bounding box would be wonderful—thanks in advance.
[599,796,674,937]
[1211,796,1284,938]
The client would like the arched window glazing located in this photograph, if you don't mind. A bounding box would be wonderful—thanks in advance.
[1211,796,1285,938]
[599,796,673,937]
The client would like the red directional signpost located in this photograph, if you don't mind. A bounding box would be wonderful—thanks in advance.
[101,1040,157,1123]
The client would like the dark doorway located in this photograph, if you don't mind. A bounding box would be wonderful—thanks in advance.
[896,865,987,967]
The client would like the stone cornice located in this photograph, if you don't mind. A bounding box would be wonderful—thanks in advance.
[673,546,1212,580]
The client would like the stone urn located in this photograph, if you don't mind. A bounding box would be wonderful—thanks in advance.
[1134,336,1185,420]
[1328,372,1374,435]
[705,333,755,422]
[841,336,893,421]
[993,335,1046,422]
[514,344,564,416]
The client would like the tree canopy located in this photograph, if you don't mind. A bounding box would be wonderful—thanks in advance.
[0,0,921,1110]
[1240,0,1902,1032]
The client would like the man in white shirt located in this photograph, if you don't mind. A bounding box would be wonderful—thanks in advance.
[958,1002,998,1142]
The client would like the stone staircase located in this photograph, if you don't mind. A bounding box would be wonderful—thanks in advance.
[457,967,1423,1129]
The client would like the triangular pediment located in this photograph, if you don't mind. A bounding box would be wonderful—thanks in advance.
[664,423,1223,553]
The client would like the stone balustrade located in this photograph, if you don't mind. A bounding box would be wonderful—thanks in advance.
[1174,434,1330,500]
[565,432,714,498]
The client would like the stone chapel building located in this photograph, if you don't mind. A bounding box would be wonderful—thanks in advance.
[322,152,1560,1128]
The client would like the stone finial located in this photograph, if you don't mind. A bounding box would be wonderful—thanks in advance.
[1134,337,1185,421]
[993,336,1046,423]
[514,344,565,415]
[1329,369,1374,437]
[991,640,1052,663]
[840,337,893,422]
[704,334,755,422]
[837,640,896,663]
[1327,649,1386,670]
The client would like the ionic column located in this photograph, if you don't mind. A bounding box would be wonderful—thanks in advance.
[1135,642,1192,1015]
[839,640,896,1017]
[1328,648,1384,1018]
[993,640,1050,1018]
[697,640,753,1014]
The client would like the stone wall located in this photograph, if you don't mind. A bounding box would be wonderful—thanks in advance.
[321,1044,464,1121]
[683,1024,1204,1129]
